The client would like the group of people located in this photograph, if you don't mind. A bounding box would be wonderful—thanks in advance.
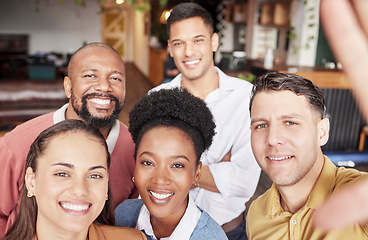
[1,1,368,239]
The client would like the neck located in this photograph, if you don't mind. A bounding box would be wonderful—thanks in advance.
[278,154,325,214]
[36,220,89,240]
[150,216,180,240]
[181,67,219,100]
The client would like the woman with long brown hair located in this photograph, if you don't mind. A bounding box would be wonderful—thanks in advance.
[2,119,146,240]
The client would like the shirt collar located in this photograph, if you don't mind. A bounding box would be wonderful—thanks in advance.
[136,195,201,240]
[52,103,119,154]
[267,156,336,218]
[169,66,236,99]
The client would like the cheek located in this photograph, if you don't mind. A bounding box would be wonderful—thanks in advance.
[251,133,263,153]
[91,180,109,200]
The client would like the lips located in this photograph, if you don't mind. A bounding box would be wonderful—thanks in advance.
[267,155,293,161]
[150,190,174,200]
[184,59,200,68]
[59,201,91,215]
[89,98,111,106]
[148,190,174,205]
[87,96,114,110]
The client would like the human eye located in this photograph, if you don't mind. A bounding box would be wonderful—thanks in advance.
[172,162,185,168]
[55,172,69,177]
[172,41,183,47]
[194,38,204,43]
[285,121,297,126]
[254,123,267,130]
[140,160,154,167]
[88,174,103,179]
[83,74,96,78]
[110,76,123,82]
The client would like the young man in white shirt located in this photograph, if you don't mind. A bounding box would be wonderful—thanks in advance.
[150,3,261,239]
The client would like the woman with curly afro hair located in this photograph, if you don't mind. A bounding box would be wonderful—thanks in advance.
[115,88,228,239]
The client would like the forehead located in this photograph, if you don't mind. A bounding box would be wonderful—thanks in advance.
[169,17,212,39]
[70,47,125,71]
[251,90,316,119]
[40,132,107,166]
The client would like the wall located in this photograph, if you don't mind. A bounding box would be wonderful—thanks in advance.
[0,0,101,55]
[132,10,149,76]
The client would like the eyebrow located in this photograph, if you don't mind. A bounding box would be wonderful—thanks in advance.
[51,162,107,171]
[138,152,190,162]
[82,69,125,76]
[171,34,206,42]
[251,114,303,124]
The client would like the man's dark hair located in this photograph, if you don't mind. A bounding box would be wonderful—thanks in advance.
[249,72,326,118]
[166,2,214,37]
[129,88,216,163]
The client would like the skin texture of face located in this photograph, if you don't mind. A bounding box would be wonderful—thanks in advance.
[134,126,201,235]
[250,90,329,189]
[168,17,219,82]
[25,132,109,240]
[64,46,126,130]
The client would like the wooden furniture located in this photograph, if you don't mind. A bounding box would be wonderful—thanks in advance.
[148,47,168,87]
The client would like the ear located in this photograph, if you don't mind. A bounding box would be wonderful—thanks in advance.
[25,167,36,196]
[193,162,202,185]
[64,76,72,99]
[318,118,330,146]
[168,40,174,57]
[211,33,219,52]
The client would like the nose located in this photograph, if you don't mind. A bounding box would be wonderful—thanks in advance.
[94,77,113,92]
[69,177,88,197]
[152,166,171,185]
[266,125,284,146]
[184,42,195,57]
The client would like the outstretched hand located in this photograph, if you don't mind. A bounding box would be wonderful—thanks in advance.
[315,0,368,231]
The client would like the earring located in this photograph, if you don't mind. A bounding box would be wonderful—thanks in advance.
[194,182,199,187]
[106,196,108,201]
[27,192,33,198]
[132,177,135,183]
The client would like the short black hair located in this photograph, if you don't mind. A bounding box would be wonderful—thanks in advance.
[129,88,216,163]
[167,2,214,37]
[249,72,326,118]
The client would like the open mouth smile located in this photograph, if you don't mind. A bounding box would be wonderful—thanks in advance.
[267,156,293,161]
[184,59,200,66]
[149,190,174,200]
[60,202,91,212]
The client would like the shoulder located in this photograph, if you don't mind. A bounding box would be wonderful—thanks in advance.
[115,199,143,227]
[114,122,134,151]
[191,208,227,240]
[117,122,132,140]
[217,67,253,90]
[248,187,272,216]
[334,166,368,189]
[89,224,146,240]
[149,76,181,93]
[1,112,54,153]
[2,112,53,140]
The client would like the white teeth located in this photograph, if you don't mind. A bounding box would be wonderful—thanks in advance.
[61,202,89,211]
[89,98,111,105]
[150,191,173,200]
[185,60,200,65]
[268,156,292,161]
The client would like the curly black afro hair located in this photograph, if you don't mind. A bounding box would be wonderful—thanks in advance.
[129,88,216,163]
